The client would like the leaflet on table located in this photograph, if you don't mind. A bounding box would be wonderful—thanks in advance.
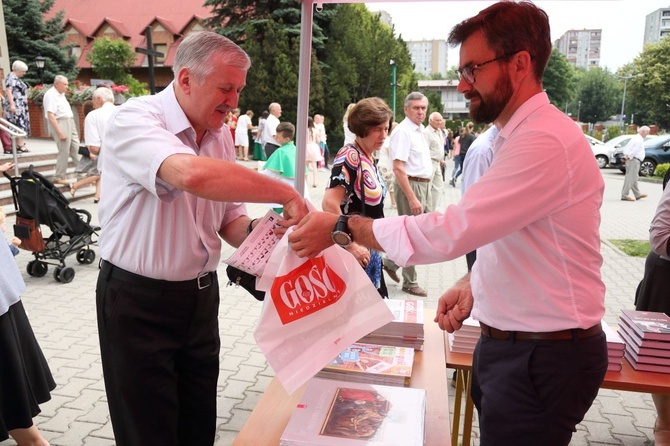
[224,209,282,277]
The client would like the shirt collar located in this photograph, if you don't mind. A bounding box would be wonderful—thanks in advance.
[494,91,549,153]
[403,117,424,132]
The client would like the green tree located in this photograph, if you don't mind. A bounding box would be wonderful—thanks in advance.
[575,67,619,123]
[86,37,137,84]
[625,39,670,129]
[2,0,77,86]
[543,48,576,109]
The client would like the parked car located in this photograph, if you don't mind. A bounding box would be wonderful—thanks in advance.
[584,135,610,168]
[611,134,670,176]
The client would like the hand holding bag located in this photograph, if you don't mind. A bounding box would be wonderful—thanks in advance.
[254,227,394,394]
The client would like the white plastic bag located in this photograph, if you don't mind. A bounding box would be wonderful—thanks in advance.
[254,227,394,394]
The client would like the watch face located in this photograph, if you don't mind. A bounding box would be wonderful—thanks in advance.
[332,231,351,246]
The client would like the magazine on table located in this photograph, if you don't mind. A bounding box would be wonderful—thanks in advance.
[280,378,426,446]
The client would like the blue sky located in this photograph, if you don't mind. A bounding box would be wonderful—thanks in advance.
[366,0,670,71]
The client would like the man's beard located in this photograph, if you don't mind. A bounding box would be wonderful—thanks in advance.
[467,71,513,124]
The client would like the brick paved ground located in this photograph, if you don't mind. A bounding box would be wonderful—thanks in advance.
[0,143,662,445]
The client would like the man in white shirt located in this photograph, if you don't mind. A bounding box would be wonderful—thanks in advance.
[289,3,607,445]
[43,75,79,184]
[262,102,281,157]
[424,111,446,212]
[96,32,308,446]
[70,87,116,201]
[621,125,649,201]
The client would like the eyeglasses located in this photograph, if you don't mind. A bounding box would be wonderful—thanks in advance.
[455,51,520,85]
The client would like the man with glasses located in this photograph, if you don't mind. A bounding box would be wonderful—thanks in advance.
[289,2,607,444]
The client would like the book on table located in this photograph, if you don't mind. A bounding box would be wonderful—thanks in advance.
[358,299,425,350]
[620,310,670,341]
[316,343,414,387]
[619,323,670,357]
[280,378,426,446]
[624,351,670,374]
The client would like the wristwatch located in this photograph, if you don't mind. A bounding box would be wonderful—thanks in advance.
[331,215,353,247]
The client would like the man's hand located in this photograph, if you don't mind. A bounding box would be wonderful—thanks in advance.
[409,196,423,215]
[288,211,338,258]
[280,196,309,227]
[434,273,474,333]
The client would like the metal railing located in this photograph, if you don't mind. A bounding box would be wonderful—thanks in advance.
[0,118,27,176]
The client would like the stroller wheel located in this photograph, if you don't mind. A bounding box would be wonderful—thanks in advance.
[54,266,75,284]
[27,260,48,277]
[77,248,96,265]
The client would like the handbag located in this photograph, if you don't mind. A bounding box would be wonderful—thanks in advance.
[14,216,46,252]
[78,145,90,157]
[226,265,266,301]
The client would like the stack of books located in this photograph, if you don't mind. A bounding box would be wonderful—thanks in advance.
[316,343,415,387]
[358,299,424,350]
[619,310,670,373]
[447,317,480,354]
[602,320,626,372]
[280,378,426,446]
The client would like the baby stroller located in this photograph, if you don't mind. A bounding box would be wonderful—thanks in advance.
[4,166,99,283]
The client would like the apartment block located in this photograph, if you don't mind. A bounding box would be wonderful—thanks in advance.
[407,39,449,77]
[644,7,670,45]
[554,29,601,69]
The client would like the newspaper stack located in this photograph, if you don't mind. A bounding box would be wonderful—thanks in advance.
[280,378,426,446]
[316,343,414,387]
[619,310,670,374]
[358,299,424,350]
[602,320,626,372]
[447,317,480,355]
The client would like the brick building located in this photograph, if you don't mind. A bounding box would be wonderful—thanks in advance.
[44,0,216,90]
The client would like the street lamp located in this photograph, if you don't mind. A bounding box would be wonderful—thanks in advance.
[390,59,398,122]
[615,73,643,130]
[35,55,45,84]
[577,100,581,122]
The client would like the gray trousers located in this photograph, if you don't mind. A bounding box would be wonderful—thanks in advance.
[384,178,430,288]
[621,158,641,199]
[49,117,80,180]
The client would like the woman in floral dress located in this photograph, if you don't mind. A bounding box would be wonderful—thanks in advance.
[322,97,393,298]
[3,61,30,153]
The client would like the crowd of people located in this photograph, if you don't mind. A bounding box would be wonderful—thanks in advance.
[1,2,669,446]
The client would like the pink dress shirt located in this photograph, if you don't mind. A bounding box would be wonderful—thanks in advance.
[373,92,606,332]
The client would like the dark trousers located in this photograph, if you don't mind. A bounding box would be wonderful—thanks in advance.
[96,262,221,446]
[264,142,280,158]
[472,331,607,446]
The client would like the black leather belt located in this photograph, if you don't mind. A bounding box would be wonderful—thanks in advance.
[100,260,215,291]
[407,176,431,183]
[479,321,602,341]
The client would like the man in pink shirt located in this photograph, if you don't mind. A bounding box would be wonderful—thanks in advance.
[289,3,607,445]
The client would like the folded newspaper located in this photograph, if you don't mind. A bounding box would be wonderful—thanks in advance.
[224,209,282,277]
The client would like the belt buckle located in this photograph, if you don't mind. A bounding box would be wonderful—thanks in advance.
[197,273,211,290]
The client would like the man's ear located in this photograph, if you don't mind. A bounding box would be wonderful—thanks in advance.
[176,67,192,94]
[511,51,534,82]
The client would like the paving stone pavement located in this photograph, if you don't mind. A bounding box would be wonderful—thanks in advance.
[0,146,663,445]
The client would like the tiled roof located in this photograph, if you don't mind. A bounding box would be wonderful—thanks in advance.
[46,0,215,68]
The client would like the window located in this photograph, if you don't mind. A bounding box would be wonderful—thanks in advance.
[69,46,81,60]
[153,44,167,65]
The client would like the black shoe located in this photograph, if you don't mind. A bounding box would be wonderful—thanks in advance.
[3,150,11,155]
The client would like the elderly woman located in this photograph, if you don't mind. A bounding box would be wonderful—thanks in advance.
[3,60,30,153]
[322,97,393,298]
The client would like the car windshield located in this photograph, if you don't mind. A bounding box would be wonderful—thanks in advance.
[645,135,670,147]
[604,135,632,148]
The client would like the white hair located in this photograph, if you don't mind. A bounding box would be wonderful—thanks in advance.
[54,75,68,84]
[172,31,251,83]
[12,60,28,72]
[93,87,115,103]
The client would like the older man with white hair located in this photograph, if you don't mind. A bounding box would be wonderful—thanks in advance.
[70,87,116,202]
[424,111,445,211]
[621,125,650,201]
[43,74,79,184]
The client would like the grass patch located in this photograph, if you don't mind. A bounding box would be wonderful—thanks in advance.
[608,239,650,257]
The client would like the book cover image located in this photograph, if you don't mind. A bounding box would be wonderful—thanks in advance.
[621,310,670,341]
[325,343,413,377]
[320,387,390,441]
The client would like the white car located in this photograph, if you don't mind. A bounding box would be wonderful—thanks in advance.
[584,135,610,169]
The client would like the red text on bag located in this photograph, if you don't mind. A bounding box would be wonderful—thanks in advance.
[271,256,346,324]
